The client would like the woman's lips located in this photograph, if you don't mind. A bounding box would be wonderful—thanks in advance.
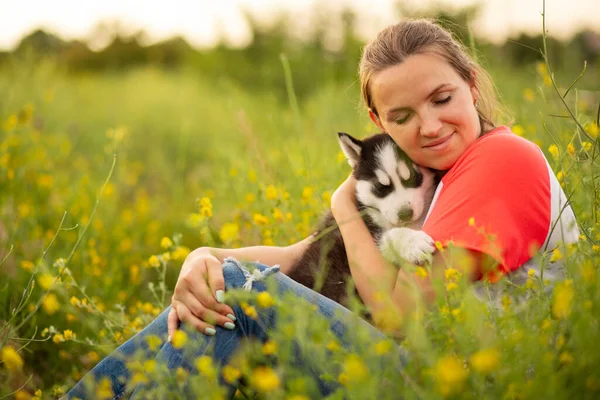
[423,132,454,150]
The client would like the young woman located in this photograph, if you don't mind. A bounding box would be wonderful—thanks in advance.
[67,19,580,399]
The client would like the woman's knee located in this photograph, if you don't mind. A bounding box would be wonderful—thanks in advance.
[222,259,250,289]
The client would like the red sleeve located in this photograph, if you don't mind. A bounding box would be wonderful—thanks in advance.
[422,128,551,276]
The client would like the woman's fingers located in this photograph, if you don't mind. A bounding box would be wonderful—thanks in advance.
[206,256,226,303]
[167,306,179,340]
[177,293,236,329]
[174,302,235,336]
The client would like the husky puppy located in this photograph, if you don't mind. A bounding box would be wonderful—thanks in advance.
[286,132,438,306]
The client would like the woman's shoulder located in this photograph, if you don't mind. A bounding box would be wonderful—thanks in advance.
[471,125,542,157]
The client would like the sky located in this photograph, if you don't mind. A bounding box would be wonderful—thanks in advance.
[0,0,598,51]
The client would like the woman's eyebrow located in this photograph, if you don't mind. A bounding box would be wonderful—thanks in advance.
[385,83,451,120]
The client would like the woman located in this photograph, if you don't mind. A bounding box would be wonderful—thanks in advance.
[67,19,579,399]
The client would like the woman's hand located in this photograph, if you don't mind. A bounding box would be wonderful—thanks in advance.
[168,248,237,338]
[331,174,358,218]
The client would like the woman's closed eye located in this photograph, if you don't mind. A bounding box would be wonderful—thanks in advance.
[434,95,452,105]
[395,112,412,125]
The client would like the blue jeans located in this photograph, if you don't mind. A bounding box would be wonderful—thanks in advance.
[67,258,407,399]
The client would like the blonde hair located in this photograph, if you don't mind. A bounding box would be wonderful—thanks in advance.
[359,19,509,132]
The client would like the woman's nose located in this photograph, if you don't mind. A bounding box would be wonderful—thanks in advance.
[419,113,443,137]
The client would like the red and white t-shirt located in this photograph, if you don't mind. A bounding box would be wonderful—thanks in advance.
[422,126,580,282]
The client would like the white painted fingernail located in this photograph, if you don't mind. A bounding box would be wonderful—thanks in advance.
[216,290,225,303]
[167,335,172,343]
[226,313,237,321]
[205,327,216,336]
[224,322,235,330]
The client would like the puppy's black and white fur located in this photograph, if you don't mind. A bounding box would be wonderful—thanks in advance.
[287,132,438,306]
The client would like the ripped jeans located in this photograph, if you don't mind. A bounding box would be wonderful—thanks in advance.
[66,258,408,399]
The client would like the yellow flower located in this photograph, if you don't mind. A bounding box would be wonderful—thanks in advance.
[582,141,592,152]
[222,365,241,384]
[160,237,173,249]
[262,340,278,355]
[567,143,575,156]
[42,293,60,315]
[252,213,269,226]
[1,346,24,373]
[248,169,257,183]
[552,279,574,319]
[559,351,574,365]
[52,333,65,344]
[143,360,157,373]
[549,248,563,262]
[435,241,444,251]
[146,335,162,352]
[95,378,113,400]
[548,144,559,160]
[265,185,278,200]
[251,366,280,393]
[468,217,475,226]
[37,273,55,290]
[148,255,160,268]
[523,88,535,102]
[256,292,275,308]
[343,354,368,382]
[374,340,394,355]
[198,197,213,218]
[470,348,500,374]
[220,222,239,243]
[14,390,31,400]
[326,340,341,352]
[245,193,256,203]
[587,122,599,138]
[512,124,525,136]
[63,330,76,341]
[20,260,35,272]
[446,282,458,291]
[171,246,190,261]
[242,304,258,319]
[434,355,469,395]
[415,266,428,279]
[171,330,188,349]
[195,355,215,378]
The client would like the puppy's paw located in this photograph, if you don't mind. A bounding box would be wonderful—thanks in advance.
[379,228,435,265]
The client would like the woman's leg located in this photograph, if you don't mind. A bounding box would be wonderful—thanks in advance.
[67,258,407,399]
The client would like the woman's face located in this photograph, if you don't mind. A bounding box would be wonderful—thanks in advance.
[369,52,481,171]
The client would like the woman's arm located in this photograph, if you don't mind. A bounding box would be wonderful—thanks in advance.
[200,235,313,275]
[331,176,483,331]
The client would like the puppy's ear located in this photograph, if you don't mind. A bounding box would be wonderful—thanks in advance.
[337,132,362,169]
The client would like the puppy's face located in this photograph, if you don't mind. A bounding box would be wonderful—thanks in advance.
[338,132,436,230]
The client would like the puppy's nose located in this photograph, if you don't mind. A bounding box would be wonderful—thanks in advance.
[397,207,414,222]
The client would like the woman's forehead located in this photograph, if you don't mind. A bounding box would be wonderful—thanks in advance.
[370,53,463,109]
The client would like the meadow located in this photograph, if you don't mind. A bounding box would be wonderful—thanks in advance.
[1,28,600,399]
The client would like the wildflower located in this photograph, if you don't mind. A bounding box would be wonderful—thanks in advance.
[548,144,559,160]
[248,169,257,183]
[445,267,459,281]
[20,260,35,272]
[42,293,60,315]
[322,190,332,203]
[326,340,341,352]
[143,360,156,373]
[468,217,475,226]
[434,355,469,396]
[581,260,596,283]
[252,213,269,226]
[1,346,24,373]
[87,351,99,363]
[567,143,575,156]
[374,339,394,355]
[435,241,444,251]
[415,266,428,279]
[222,365,241,384]
[52,333,65,344]
[301,186,313,201]
[131,372,149,385]
[470,348,500,374]
[32,389,43,400]
[172,246,190,260]
[245,193,256,203]
[70,296,81,307]
[14,390,31,400]
[343,354,368,382]
[171,330,188,349]
[337,151,346,164]
[272,207,284,222]
[587,122,599,138]
[198,197,213,218]
[146,335,162,352]
[63,330,76,341]
[229,167,238,177]
[512,124,525,136]
[175,367,188,383]
[37,273,55,290]
[338,373,350,386]
[220,223,239,243]
[559,351,574,365]
[582,141,592,152]
[552,279,574,319]
[549,248,563,262]
[446,282,458,291]
[148,255,160,268]
[523,88,535,102]
[251,366,280,393]
[242,303,258,319]
[265,185,278,200]
[262,340,278,355]
[160,237,173,249]
[256,292,275,308]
